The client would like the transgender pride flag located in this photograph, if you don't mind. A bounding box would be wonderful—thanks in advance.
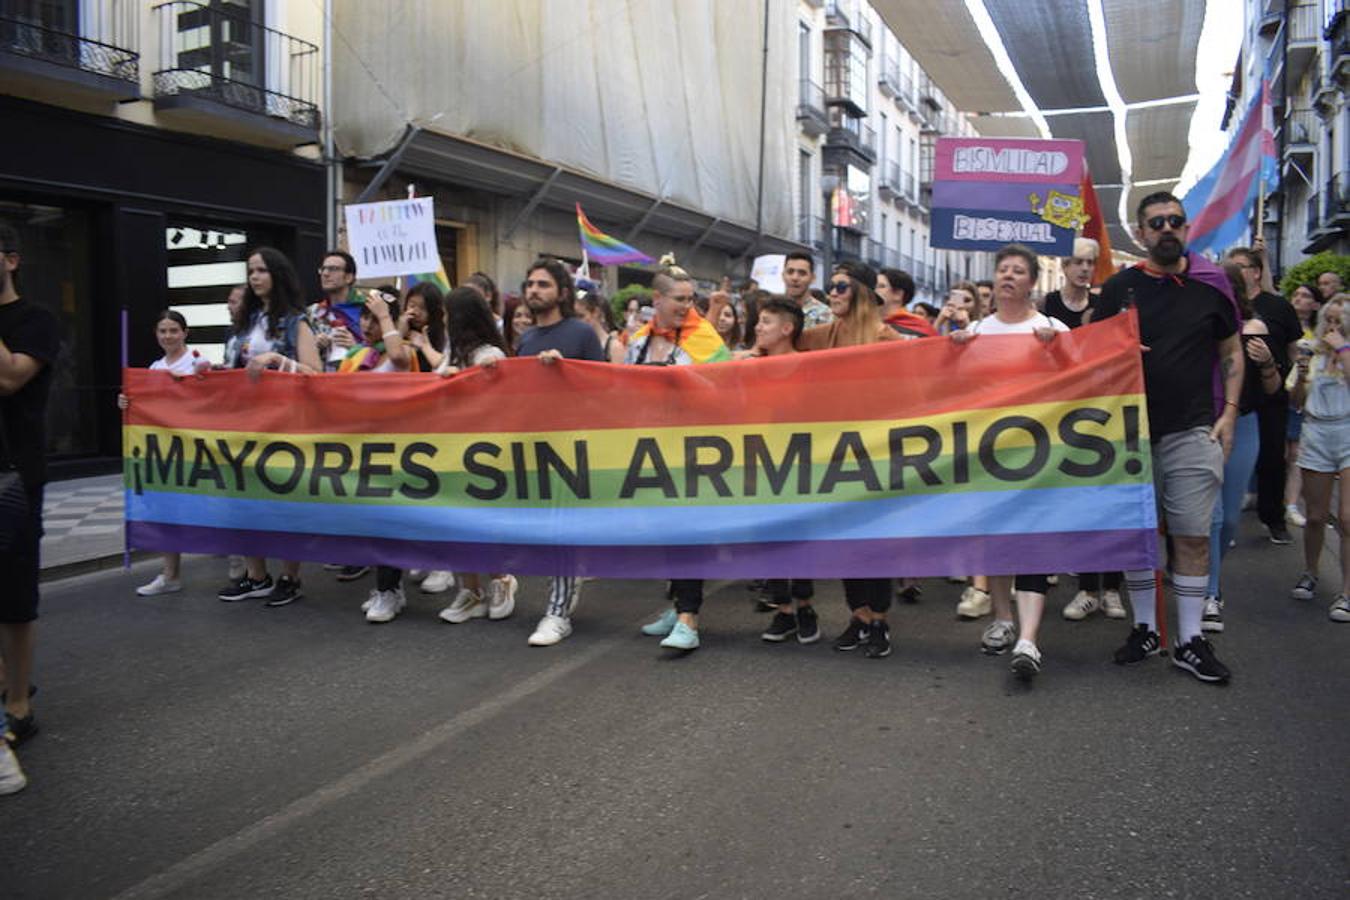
[577,203,653,266]
[1181,80,1279,256]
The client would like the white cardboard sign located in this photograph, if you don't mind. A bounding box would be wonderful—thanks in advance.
[343,197,438,279]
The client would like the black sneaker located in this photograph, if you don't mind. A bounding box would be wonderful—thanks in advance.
[1113,624,1161,665]
[897,584,922,604]
[1172,635,1231,684]
[863,621,891,659]
[833,618,869,651]
[796,605,821,644]
[1268,524,1293,545]
[335,565,371,582]
[263,575,303,608]
[761,611,797,642]
[218,574,273,602]
[3,712,36,747]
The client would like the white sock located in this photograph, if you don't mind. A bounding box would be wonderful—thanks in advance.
[1124,570,1157,631]
[1173,573,1208,643]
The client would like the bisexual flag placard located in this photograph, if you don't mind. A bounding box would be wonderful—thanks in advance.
[930,138,1086,255]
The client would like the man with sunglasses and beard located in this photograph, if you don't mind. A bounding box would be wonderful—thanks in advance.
[1099,192,1244,684]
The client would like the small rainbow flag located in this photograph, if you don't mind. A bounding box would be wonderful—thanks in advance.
[577,203,653,266]
[402,266,451,294]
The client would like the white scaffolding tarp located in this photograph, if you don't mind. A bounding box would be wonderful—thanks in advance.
[332,0,797,236]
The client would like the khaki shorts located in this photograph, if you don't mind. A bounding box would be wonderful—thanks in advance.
[1152,426,1224,537]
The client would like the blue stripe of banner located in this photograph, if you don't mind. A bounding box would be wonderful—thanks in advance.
[126,483,1157,547]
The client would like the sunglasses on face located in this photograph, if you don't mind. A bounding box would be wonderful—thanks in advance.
[828,280,851,294]
[1145,214,1187,231]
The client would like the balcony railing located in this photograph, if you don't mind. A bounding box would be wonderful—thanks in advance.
[878,58,900,97]
[1285,107,1318,145]
[0,2,139,84]
[825,0,850,29]
[1288,2,1320,43]
[152,1,319,130]
[864,238,884,267]
[796,214,824,247]
[797,78,828,136]
[1307,192,1322,234]
[903,171,917,202]
[1328,174,1350,224]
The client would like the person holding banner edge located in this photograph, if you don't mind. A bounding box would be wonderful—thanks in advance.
[1100,193,1243,684]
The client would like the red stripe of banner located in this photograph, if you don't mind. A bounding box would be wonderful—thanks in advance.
[125,312,1143,435]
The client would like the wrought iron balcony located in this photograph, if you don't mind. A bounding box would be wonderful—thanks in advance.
[797,78,829,137]
[1328,173,1350,227]
[879,160,902,200]
[0,1,139,100]
[152,1,319,145]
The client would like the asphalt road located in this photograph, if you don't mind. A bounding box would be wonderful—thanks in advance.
[4,522,1348,899]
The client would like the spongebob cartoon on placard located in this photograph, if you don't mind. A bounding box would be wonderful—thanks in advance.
[1028,190,1089,231]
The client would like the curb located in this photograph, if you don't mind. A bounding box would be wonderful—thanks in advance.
[41,550,153,584]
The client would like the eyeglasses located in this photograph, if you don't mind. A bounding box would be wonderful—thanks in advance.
[523,279,554,289]
[317,265,348,274]
[1145,214,1187,231]
[828,280,852,294]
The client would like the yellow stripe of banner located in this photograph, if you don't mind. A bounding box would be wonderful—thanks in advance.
[126,394,1147,473]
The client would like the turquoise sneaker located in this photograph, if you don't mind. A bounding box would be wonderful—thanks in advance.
[641,608,679,636]
[659,620,700,651]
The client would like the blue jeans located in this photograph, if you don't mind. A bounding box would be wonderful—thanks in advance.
[1208,412,1260,596]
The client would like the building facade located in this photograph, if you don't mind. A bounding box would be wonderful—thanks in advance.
[1,0,327,473]
[795,0,992,303]
[1244,0,1349,270]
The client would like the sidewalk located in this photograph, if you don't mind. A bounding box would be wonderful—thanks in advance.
[41,473,132,578]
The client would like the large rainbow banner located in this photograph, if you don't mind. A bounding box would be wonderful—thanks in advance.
[124,314,1158,578]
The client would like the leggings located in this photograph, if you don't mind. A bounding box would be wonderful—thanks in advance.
[843,578,893,614]
[1077,571,1123,592]
[765,579,814,604]
[1208,411,1261,597]
[376,566,401,591]
[670,579,704,614]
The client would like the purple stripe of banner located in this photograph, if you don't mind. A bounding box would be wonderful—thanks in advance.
[128,522,1158,580]
[930,181,1077,213]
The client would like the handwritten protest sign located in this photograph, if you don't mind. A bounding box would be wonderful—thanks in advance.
[343,197,438,279]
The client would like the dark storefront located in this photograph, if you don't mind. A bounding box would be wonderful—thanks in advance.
[1,95,325,477]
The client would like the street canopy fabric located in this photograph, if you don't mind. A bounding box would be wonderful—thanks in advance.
[124,315,1158,579]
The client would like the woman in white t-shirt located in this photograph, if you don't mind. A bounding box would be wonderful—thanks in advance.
[435,287,518,625]
[950,244,1068,681]
[117,310,210,597]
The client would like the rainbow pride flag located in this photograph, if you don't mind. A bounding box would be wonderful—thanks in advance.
[577,203,653,266]
[123,314,1157,578]
[402,266,451,294]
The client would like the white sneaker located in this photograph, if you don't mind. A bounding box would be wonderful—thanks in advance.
[420,570,455,594]
[1010,638,1042,679]
[0,743,27,795]
[438,588,485,623]
[365,588,405,624]
[956,586,992,619]
[360,588,378,613]
[487,575,517,620]
[1062,590,1101,620]
[980,619,1016,654]
[527,614,572,646]
[1101,589,1126,619]
[1286,504,1307,528]
[136,574,181,596]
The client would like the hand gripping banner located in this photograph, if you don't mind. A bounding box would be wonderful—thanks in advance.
[124,313,1159,579]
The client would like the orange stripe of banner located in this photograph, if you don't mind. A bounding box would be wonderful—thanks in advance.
[124,312,1143,435]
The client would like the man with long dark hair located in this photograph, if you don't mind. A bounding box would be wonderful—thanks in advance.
[516,258,606,648]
